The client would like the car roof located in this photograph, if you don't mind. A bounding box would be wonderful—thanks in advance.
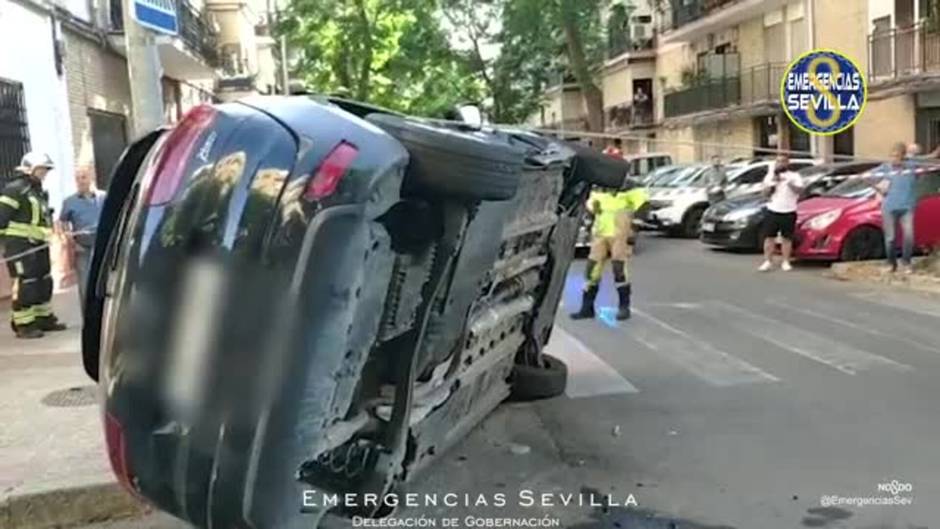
[625,152,672,159]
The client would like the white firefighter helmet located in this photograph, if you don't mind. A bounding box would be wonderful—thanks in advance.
[17,151,55,173]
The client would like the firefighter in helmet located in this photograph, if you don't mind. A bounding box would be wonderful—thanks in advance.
[0,152,67,338]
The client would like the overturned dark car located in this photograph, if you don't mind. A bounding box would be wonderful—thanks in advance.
[81,96,627,529]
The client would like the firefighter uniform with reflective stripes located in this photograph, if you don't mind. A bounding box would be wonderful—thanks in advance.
[0,173,61,337]
[572,189,635,321]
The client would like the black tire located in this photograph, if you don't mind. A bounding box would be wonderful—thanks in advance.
[840,226,885,262]
[563,142,630,188]
[510,354,568,401]
[366,113,523,201]
[681,206,707,238]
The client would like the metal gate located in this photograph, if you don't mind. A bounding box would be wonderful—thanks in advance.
[0,77,31,177]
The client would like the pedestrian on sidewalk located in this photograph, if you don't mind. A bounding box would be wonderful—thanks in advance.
[758,154,804,272]
[58,166,105,309]
[571,146,635,322]
[0,152,68,339]
[871,142,919,274]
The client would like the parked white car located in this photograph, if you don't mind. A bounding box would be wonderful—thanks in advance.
[648,158,820,237]
[647,164,722,237]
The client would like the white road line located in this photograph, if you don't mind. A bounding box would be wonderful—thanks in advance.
[545,325,639,398]
[765,299,939,355]
[853,291,940,318]
[711,300,913,375]
[630,308,779,387]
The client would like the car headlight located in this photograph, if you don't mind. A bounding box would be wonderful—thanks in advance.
[723,206,762,222]
[806,209,842,230]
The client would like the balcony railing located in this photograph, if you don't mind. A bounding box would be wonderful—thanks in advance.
[663,62,785,118]
[608,34,655,59]
[666,0,740,31]
[869,22,940,80]
[110,0,218,66]
[607,101,654,129]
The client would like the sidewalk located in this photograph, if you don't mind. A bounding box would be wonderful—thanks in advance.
[829,257,940,296]
[0,290,144,528]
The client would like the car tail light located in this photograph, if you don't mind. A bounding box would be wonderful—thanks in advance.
[145,105,218,205]
[304,141,358,201]
[105,413,138,494]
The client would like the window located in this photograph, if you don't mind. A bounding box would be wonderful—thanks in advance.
[734,166,770,185]
[0,78,30,177]
[833,128,855,159]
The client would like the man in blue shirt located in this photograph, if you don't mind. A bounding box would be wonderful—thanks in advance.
[873,143,918,273]
[58,167,105,307]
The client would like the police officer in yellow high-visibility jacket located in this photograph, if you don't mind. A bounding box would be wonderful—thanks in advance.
[0,152,67,339]
[571,188,635,321]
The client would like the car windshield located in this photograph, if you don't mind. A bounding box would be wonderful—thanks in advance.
[644,166,682,185]
[823,178,876,198]
[660,166,706,187]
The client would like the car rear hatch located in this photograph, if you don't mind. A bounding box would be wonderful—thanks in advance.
[96,102,301,525]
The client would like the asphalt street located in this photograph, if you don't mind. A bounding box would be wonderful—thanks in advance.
[79,235,940,529]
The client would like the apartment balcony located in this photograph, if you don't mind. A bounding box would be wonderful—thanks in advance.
[661,0,789,43]
[607,101,655,130]
[663,62,785,119]
[110,0,219,80]
[608,33,656,61]
[869,22,940,83]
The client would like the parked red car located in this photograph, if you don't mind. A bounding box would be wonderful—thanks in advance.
[795,168,940,261]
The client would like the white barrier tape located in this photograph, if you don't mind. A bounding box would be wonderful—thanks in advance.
[0,229,95,266]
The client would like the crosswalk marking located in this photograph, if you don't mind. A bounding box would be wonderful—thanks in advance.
[630,308,779,387]
[546,326,640,398]
[710,301,912,375]
[765,299,940,356]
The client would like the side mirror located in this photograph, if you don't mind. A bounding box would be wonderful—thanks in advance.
[457,105,483,128]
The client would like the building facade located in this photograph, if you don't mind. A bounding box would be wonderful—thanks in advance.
[655,0,816,162]
[851,0,940,159]
[601,0,658,152]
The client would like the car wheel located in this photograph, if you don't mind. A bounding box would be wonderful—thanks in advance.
[366,113,523,201]
[681,206,707,239]
[510,354,568,401]
[563,142,631,188]
[840,226,886,262]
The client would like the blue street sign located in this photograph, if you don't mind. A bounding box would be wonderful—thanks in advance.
[133,0,179,36]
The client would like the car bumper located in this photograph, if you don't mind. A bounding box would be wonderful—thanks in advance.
[794,226,842,260]
[648,207,683,229]
[700,220,760,249]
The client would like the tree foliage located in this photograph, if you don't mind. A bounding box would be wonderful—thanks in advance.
[490,0,606,129]
[280,0,484,117]
[280,0,607,128]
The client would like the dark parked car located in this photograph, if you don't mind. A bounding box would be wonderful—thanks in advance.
[700,161,879,250]
[81,96,626,529]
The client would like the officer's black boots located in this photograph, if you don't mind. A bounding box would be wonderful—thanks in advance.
[37,316,67,332]
[15,323,44,339]
[616,284,632,321]
[571,285,599,320]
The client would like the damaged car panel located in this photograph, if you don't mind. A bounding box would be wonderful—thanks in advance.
[84,96,626,528]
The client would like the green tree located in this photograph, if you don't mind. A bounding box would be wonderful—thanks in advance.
[493,0,606,130]
[280,0,484,117]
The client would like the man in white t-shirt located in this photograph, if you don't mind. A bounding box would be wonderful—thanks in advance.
[759,154,805,272]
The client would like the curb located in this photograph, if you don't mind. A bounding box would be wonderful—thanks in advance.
[828,260,940,296]
[0,482,148,529]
